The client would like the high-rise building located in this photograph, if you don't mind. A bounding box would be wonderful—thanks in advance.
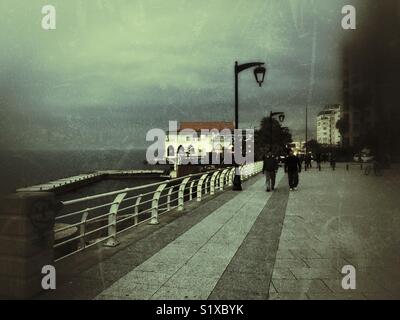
[317,104,342,146]
[342,0,400,157]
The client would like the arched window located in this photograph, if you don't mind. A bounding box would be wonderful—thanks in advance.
[167,145,175,157]
[177,145,185,155]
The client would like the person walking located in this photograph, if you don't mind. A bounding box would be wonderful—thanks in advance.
[316,152,322,171]
[262,151,279,192]
[284,150,302,191]
[330,153,336,171]
[305,153,312,169]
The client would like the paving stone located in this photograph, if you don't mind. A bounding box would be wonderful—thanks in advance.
[322,278,387,293]
[209,287,268,300]
[272,279,331,293]
[363,292,400,300]
[302,258,349,270]
[289,248,322,259]
[289,267,342,280]
[224,259,274,275]
[274,259,308,269]
[151,286,211,300]
[211,271,269,293]
[271,268,296,280]
[307,293,367,300]
[119,270,171,286]
[275,249,296,259]
[268,293,309,300]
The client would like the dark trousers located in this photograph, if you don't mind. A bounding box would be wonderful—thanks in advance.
[288,171,299,188]
[265,171,276,190]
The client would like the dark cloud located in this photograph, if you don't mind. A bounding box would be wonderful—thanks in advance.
[0,0,349,149]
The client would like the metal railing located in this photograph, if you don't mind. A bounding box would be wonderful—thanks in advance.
[53,161,263,262]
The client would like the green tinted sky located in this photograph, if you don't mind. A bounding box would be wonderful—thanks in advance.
[0,0,353,149]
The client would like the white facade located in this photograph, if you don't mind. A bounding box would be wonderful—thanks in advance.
[164,122,234,162]
[317,105,342,146]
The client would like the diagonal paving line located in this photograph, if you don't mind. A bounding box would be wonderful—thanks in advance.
[209,175,290,299]
[95,172,284,300]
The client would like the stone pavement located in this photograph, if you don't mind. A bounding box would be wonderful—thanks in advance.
[269,164,400,300]
[40,164,400,300]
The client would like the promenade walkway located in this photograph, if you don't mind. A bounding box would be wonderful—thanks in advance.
[40,164,400,300]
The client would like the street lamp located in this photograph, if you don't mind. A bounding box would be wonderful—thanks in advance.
[254,66,266,87]
[233,61,266,191]
[269,111,285,152]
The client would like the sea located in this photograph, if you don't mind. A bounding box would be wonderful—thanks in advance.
[0,149,168,199]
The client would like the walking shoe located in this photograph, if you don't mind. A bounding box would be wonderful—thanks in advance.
[294,187,298,191]
[266,188,271,192]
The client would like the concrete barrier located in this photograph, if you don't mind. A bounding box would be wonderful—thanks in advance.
[0,192,56,299]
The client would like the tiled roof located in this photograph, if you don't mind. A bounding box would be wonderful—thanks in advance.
[179,121,235,131]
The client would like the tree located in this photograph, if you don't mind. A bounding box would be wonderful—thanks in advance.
[254,117,292,160]
[305,139,321,155]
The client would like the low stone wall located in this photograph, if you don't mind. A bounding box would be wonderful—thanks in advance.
[0,192,56,299]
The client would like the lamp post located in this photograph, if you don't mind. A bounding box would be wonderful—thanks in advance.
[232,61,266,191]
[305,106,308,171]
[269,111,285,152]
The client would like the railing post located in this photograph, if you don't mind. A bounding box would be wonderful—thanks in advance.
[228,167,235,186]
[79,210,89,249]
[189,181,195,201]
[178,177,191,211]
[197,173,209,202]
[104,192,127,247]
[219,169,229,191]
[134,194,142,225]
[210,171,220,195]
[167,187,173,211]
[205,176,211,194]
[150,184,167,225]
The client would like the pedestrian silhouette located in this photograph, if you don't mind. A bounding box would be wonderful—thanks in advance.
[284,150,302,191]
[263,151,279,192]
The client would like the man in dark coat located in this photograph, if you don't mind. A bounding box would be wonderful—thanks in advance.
[262,151,279,192]
[284,150,302,191]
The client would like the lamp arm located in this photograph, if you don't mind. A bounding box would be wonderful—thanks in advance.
[236,62,265,73]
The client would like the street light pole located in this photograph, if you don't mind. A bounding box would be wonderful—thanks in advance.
[305,105,308,171]
[232,61,266,191]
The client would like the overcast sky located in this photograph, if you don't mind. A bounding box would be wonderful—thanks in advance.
[0,0,352,150]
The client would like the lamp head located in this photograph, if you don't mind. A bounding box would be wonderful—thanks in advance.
[253,65,266,87]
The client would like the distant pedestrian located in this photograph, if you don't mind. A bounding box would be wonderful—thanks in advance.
[306,153,312,169]
[284,150,302,191]
[330,153,336,171]
[263,151,279,192]
[316,153,322,171]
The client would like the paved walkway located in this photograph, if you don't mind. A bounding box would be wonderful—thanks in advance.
[41,164,400,300]
[95,171,285,300]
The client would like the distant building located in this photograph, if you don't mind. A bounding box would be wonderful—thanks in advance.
[165,121,234,163]
[316,104,342,146]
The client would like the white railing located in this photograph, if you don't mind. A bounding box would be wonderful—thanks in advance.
[53,161,263,262]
